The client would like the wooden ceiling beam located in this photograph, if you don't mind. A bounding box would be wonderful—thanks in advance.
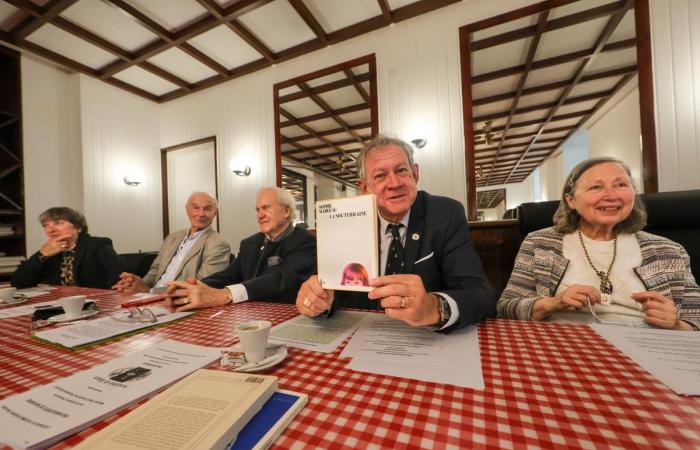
[485,10,548,184]
[279,73,370,103]
[281,155,358,189]
[284,122,372,142]
[344,69,371,104]
[472,37,636,84]
[298,82,366,147]
[279,103,368,128]
[490,110,592,133]
[473,65,637,105]
[225,20,275,62]
[283,137,367,155]
[280,108,356,164]
[474,88,613,123]
[9,0,78,41]
[289,0,328,44]
[472,0,628,51]
[377,0,393,24]
[504,0,633,184]
[281,134,354,177]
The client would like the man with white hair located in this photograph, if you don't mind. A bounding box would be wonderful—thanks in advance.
[113,191,230,293]
[165,187,316,309]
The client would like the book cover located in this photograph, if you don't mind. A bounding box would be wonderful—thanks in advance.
[229,389,308,450]
[71,369,277,450]
[316,194,378,292]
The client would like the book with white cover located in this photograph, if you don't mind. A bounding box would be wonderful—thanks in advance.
[316,194,378,292]
[73,369,277,450]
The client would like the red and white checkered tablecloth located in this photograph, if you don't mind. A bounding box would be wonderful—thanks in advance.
[2,287,700,449]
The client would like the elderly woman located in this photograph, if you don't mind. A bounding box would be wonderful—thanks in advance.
[11,207,126,289]
[498,157,700,331]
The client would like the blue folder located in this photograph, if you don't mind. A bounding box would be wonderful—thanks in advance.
[229,390,307,450]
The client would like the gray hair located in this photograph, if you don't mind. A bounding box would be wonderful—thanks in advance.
[186,191,218,210]
[357,134,416,182]
[260,187,296,222]
[39,207,88,234]
[553,157,647,234]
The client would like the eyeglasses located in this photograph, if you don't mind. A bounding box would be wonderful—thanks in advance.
[111,307,157,324]
[586,297,646,327]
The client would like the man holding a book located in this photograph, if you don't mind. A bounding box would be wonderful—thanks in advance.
[296,135,495,332]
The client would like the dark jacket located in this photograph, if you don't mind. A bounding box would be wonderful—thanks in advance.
[336,190,495,332]
[12,233,126,289]
[202,227,316,303]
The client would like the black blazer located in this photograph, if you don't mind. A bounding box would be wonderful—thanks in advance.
[336,191,495,331]
[11,233,126,289]
[202,227,316,303]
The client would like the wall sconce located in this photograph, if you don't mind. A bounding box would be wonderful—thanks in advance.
[229,160,251,177]
[411,138,427,149]
[123,176,142,186]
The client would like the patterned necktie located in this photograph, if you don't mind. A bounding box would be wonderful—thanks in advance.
[384,224,405,275]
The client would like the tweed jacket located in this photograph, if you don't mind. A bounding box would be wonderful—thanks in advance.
[497,227,700,329]
[142,227,231,287]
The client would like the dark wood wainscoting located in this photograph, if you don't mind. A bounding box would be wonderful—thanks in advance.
[469,220,520,299]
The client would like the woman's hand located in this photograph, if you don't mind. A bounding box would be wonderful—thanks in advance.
[531,284,601,321]
[631,291,692,330]
[39,232,73,257]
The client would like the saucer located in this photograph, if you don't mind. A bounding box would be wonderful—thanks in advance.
[0,295,28,306]
[48,309,100,323]
[232,345,287,373]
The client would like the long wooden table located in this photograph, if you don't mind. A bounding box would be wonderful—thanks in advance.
[1,286,700,449]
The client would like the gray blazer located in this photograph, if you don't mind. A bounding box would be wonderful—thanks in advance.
[142,227,231,287]
[498,227,700,329]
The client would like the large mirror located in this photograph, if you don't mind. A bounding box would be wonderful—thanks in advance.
[274,54,378,228]
[460,0,657,222]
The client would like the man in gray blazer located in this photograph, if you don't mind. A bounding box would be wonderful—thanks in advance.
[113,192,231,293]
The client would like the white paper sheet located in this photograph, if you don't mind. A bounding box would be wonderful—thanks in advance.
[0,340,221,450]
[591,324,700,396]
[341,314,484,389]
[268,311,366,353]
[33,306,194,348]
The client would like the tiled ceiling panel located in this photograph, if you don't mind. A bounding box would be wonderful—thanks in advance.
[1,0,459,102]
[61,0,158,53]
[25,23,117,69]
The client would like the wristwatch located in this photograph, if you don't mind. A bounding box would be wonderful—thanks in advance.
[224,287,234,305]
[37,252,48,263]
[436,295,451,327]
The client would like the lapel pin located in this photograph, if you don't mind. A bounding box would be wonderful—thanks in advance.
[412,233,419,241]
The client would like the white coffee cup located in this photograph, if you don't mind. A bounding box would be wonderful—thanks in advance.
[61,295,87,319]
[0,287,17,301]
[236,320,272,363]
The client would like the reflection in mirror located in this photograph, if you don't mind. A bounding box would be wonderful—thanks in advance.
[274,54,378,228]
[460,0,657,221]
[476,188,507,221]
[281,168,308,225]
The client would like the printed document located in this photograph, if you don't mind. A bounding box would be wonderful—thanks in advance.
[33,306,194,349]
[269,311,366,353]
[591,324,700,396]
[0,340,220,449]
[341,314,484,389]
[72,370,277,450]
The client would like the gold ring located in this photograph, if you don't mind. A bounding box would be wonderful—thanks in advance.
[400,297,406,308]
[303,297,312,308]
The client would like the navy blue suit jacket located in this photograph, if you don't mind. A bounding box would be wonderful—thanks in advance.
[202,227,316,303]
[12,233,126,289]
[336,191,495,331]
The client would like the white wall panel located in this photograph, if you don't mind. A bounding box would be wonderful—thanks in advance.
[78,76,161,253]
[21,56,82,254]
[650,0,700,191]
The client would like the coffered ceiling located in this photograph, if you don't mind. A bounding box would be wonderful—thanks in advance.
[0,0,458,103]
[464,0,639,188]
